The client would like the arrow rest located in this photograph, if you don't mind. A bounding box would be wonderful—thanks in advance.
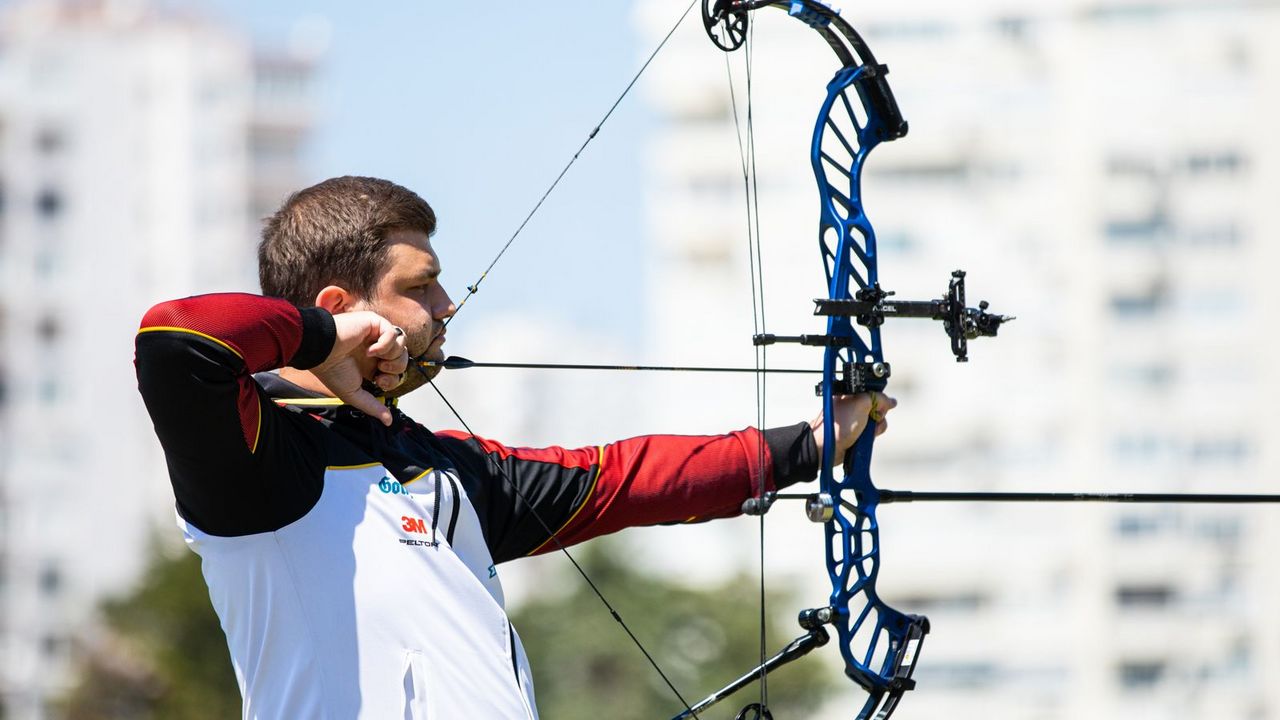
[822,360,890,396]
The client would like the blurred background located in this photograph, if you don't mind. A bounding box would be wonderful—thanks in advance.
[0,0,1277,718]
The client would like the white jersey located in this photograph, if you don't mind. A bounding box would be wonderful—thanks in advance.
[180,463,537,720]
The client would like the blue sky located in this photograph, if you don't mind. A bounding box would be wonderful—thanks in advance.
[197,0,665,349]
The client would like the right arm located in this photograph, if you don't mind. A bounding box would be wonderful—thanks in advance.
[135,293,336,535]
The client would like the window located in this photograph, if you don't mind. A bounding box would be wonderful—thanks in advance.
[1108,362,1174,389]
[36,188,63,219]
[1185,222,1241,248]
[1189,437,1250,464]
[871,161,971,184]
[1118,660,1166,690]
[877,230,917,255]
[1104,215,1167,245]
[38,562,61,596]
[36,127,66,155]
[37,314,60,344]
[1115,514,1165,537]
[1109,283,1167,318]
[993,16,1030,42]
[1111,434,1164,463]
[38,377,58,403]
[1115,585,1175,608]
[865,20,954,40]
[917,662,998,690]
[1106,156,1158,179]
[41,633,67,659]
[1184,151,1245,177]
[894,591,987,613]
[1196,516,1241,544]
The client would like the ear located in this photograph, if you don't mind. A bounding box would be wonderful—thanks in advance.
[314,285,357,314]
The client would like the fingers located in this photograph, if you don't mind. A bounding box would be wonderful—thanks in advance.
[869,392,894,436]
[373,371,405,393]
[365,321,408,394]
[367,322,408,363]
[868,392,897,422]
[339,387,394,427]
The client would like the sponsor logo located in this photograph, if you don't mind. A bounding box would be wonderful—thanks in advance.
[379,477,407,494]
[399,515,438,548]
[488,564,497,579]
[401,515,428,534]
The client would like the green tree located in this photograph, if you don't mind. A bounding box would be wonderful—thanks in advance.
[510,539,834,720]
[60,543,239,720]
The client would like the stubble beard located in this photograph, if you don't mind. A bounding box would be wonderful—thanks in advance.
[380,324,443,399]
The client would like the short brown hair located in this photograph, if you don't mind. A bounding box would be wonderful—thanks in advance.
[258,176,436,306]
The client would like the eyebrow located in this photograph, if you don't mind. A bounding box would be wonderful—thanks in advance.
[410,267,442,282]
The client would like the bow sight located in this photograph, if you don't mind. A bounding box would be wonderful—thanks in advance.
[755,269,1014,394]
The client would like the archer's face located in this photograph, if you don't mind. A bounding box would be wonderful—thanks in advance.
[357,228,455,365]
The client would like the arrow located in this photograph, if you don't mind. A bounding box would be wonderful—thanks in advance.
[420,355,821,375]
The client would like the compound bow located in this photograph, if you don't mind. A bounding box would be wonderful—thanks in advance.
[685,2,1008,718]
[422,1,1012,718]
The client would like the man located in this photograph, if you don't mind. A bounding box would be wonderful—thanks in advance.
[135,176,892,718]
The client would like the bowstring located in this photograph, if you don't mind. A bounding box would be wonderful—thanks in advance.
[725,9,772,713]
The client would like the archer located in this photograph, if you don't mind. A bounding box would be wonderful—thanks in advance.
[134,175,893,718]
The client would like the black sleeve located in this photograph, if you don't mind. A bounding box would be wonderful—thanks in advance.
[135,294,337,536]
[763,421,819,489]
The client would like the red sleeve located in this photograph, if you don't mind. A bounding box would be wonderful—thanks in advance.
[544,429,771,550]
[137,293,324,450]
[139,293,308,371]
[435,428,774,559]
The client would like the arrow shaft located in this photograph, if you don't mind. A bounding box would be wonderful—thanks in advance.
[424,359,817,374]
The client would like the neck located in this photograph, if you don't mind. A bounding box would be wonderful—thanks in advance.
[278,367,334,396]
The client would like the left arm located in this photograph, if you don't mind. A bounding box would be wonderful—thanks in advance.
[434,423,818,564]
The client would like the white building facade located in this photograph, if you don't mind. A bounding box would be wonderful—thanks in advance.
[0,2,314,717]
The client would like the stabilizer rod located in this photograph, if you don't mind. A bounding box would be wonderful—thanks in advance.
[876,490,1280,504]
[669,627,829,720]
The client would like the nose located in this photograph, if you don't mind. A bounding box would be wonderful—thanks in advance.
[435,286,457,321]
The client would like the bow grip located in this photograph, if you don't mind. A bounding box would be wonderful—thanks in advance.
[841,412,881,479]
